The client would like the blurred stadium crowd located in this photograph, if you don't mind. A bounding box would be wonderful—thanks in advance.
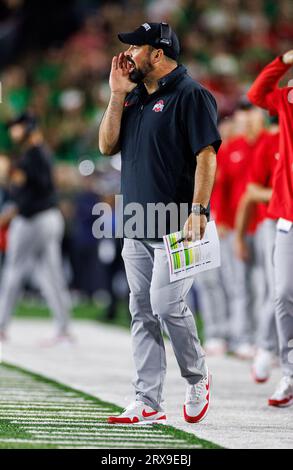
[0,0,292,336]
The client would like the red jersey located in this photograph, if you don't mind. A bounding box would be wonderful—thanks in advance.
[248,131,280,221]
[0,227,8,252]
[214,131,269,232]
[247,56,293,222]
[210,142,232,226]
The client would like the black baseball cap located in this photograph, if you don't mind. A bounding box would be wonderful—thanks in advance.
[6,112,38,132]
[118,22,180,61]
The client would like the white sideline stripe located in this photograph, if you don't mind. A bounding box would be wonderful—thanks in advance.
[27,431,165,437]
[0,382,55,385]
[0,401,108,406]
[0,388,75,392]
[0,379,51,382]
[0,377,39,380]
[0,403,112,415]
[2,412,109,423]
[25,433,183,442]
[0,399,92,404]
[20,424,163,430]
[24,427,164,434]
[0,392,78,394]
[58,445,197,449]
[0,379,53,382]
[0,400,94,404]
[0,401,107,413]
[0,396,93,403]
[0,389,63,392]
[0,396,86,401]
[7,418,115,422]
[0,391,79,397]
[0,370,196,448]
[0,439,195,448]
[0,393,82,398]
[0,405,112,411]
[0,412,111,417]
[0,380,68,389]
[0,388,76,397]
[0,436,186,444]
[0,408,108,414]
[0,396,88,400]
[3,411,109,423]
[9,420,161,428]
[23,424,165,436]
[59,446,197,449]
[0,394,89,398]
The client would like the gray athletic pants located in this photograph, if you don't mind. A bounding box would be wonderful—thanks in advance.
[256,219,278,352]
[229,230,267,348]
[198,222,276,350]
[0,208,71,334]
[274,224,293,376]
[122,238,206,411]
[196,233,233,341]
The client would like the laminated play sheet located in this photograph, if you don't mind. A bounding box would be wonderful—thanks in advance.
[163,221,221,282]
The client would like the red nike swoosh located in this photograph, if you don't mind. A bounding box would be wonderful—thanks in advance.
[142,409,158,418]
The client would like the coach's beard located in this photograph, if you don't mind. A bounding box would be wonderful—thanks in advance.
[129,68,145,83]
[127,57,154,84]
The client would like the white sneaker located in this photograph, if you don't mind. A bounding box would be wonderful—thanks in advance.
[204,338,227,356]
[252,349,274,383]
[268,376,293,407]
[108,400,167,425]
[184,368,211,423]
[234,343,255,360]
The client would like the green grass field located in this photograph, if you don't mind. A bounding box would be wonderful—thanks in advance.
[14,298,204,340]
[15,299,132,328]
[0,363,220,449]
[0,298,208,449]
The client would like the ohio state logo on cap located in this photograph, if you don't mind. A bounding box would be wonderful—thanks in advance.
[152,100,165,112]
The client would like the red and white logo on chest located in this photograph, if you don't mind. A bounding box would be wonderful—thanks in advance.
[152,100,165,112]
[230,151,244,163]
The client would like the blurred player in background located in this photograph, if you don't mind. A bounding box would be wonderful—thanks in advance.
[248,50,293,408]
[216,102,268,358]
[197,113,235,355]
[235,116,280,382]
[0,112,72,345]
[0,154,10,270]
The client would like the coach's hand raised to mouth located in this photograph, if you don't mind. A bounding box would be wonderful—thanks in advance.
[282,50,293,65]
[99,53,136,155]
[110,53,137,95]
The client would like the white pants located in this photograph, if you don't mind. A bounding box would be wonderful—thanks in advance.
[228,229,266,348]
[255,219,278,352]
[274,224,293,376]
[195,234,232,341]
[0,209,71,334]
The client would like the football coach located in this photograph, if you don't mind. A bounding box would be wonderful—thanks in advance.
[99,22,221,424]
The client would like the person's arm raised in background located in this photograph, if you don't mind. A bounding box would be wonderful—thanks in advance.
[99,53,136,156]
[247,50,293,113]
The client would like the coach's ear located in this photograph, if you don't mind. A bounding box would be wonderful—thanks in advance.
[151,48,164,65]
